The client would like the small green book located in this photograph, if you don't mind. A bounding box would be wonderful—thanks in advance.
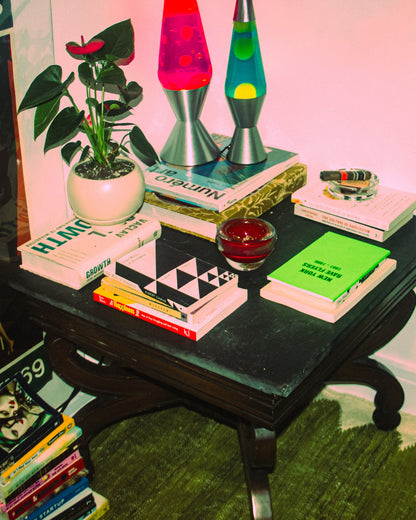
[267,231,391,302]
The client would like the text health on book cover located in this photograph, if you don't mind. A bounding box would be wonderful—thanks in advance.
[267,231,391,302]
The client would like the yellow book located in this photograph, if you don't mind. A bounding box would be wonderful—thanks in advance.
[0,414,75,485]
[85,491,110,520]
[100,276,184,321]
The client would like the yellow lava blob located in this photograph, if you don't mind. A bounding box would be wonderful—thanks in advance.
[234,83,257,99]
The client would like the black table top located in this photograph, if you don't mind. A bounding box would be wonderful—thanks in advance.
[9,197,416,403]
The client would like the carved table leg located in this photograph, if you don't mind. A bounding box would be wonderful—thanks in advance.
[330,357,404,430]
[44,335,183,441]
[238,423,276,520]
[329,291,415,430]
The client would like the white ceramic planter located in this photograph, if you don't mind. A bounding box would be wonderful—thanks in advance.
[67,158,146,228]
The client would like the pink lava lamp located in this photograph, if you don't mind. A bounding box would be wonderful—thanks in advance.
[158,0,220,166]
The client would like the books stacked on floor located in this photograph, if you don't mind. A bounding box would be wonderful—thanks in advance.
[0,374,109,520]
[18,213,162,290]
[291,182,416,242]
[141,132,300,210]
[93,239,247,340]
[260,231,396,323]
[140,163,307,242]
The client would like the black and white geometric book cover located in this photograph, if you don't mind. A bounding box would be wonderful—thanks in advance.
[115,241,238,314]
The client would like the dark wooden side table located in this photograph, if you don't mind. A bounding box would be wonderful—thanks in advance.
[9,198,416,520]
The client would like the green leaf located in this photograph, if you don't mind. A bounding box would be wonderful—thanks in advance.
[78,62,95,87]
[80,146,91,162]
[18,65,66,112]
[129,126,159,166]
[44,107,85,152]
[96,63,126,87]
[93,20,134,61]
[119,82,143,104]
[33,96,62,139]
[61,140,82,165]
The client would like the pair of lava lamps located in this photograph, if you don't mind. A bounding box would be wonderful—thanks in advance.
[158,0,267,167]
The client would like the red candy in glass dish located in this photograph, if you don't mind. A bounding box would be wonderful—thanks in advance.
[216,218,276,271]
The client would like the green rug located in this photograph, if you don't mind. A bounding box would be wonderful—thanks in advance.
[89,391,416,520]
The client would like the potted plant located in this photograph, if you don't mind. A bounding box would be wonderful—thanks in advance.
[18,19,158,227]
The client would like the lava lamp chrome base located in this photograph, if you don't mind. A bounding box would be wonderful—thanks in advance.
[161,86,220,167]
[226,94,266,165]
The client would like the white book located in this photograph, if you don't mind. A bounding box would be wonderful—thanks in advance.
[142,134,299,211]
[260,258,397,323]
[292,183,416,231]
[18,214,161,290]
[294,203,414,242]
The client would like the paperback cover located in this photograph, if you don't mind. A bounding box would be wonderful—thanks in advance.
[0,375,63,470]
[112,241,238,315]
[143,134,299,211]
[261,258,397,322]
[0,414,75,485]
[18,214,162,290]
[93,285,248,341]
[141,163,307,242]
[291,183,416,231]
[84,491,109,520]
[266,231,391,302]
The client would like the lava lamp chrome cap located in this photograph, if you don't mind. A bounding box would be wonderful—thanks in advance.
[233,0,255,23]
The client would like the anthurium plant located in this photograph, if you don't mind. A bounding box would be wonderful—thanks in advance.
[18,19,158,179]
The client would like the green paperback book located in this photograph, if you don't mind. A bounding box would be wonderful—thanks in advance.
[267,231,391,302]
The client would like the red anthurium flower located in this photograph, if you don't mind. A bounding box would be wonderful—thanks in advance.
[66,37,105,56]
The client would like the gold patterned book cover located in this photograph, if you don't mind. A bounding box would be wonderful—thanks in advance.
[141,163,307,241]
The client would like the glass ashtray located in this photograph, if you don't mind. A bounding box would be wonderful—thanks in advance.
[327,174,379,201]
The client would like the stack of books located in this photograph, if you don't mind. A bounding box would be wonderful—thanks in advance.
[17,214,162,290]
[0,374,109,520]
[140,134,305,241]
[260,231,396,323]
[291,182,416,242]
[93,239,248,340]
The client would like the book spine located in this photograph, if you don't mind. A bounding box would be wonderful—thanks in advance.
[293,204,386,241]
[291,191,390,230]
[24,477,90,520]
[1,444,79,503]
[100,279,186,321]
[0,415,75,485]
[5,453,86,519]
[48,492,96,520]
[0,428,83,498]
[93,290,198,340]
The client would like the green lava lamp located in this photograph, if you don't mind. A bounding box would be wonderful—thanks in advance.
[225,0,267,164]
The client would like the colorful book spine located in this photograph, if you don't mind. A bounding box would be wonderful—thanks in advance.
[3,451,86,520]
[93,285,247,341]
[0,414,75,485]
[0,427,83,499]
[23,476,90,520]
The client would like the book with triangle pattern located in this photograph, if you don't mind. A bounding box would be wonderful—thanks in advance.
[113,241,238,314]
